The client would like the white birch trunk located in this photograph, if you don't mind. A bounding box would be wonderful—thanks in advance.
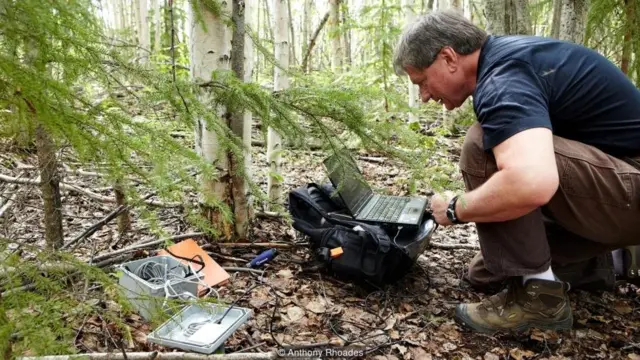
[559,0,588,44]
[131,0,137,34]
[137,0,150,63]
[329,0,342,71]
[268,0,289,209]
[303,0,311,55]
[153,0,161,52]
[402,0,419,123]
[188,0,233,231]
[115,0,124,30]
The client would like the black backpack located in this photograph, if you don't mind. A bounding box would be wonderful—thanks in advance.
[288,183,436,287]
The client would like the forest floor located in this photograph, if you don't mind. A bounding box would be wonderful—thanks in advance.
[1,126,640,360]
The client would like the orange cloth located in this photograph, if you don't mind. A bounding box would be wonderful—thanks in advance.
[158,239,229,295]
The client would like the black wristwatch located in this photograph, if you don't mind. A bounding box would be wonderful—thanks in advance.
[446,195,465,224]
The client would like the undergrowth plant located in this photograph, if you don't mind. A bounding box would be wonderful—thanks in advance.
[0,0,467,355]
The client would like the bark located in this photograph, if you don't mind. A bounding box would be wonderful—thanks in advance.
[302,0,311,56]
[35,124,64,250]
[287,0,297,66]
[342,0,351,68]
[114,180,131,234]
[137,0,150,62]
[483,0,531,35]
[153,0,162,52]
[621,0,634,74]
[243,2,255,206]
[551,0,562,38]
[302,11,330,72]
[188,0,234,240]
[329,0,343,71]
[263,0,274,44]
[229,0,251,240]
[558,0,588,44]
[268,0,289,209]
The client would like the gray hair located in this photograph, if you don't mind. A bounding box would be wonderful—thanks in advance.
[393,10,487,75]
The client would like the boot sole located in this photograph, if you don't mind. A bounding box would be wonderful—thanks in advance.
[455,305,573,335]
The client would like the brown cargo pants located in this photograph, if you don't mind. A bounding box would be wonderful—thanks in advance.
[460,123,640,285]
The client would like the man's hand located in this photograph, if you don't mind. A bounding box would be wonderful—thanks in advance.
[429,192,455,226]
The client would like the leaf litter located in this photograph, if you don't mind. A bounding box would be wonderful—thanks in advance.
[1,129,640,358]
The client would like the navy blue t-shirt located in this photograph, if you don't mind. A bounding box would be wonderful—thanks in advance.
[473,35,640,157]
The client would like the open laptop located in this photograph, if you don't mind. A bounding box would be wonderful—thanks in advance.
[323,152,427,227]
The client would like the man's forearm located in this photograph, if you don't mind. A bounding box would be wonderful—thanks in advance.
[455,169,541,223]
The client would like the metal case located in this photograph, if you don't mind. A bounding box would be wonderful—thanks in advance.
[118,255,203,321]
[147,303,252,353]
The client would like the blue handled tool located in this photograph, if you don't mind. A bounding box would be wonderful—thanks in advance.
[246,248,278,268]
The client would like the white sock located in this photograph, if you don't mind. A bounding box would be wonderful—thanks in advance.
[522,266,556,284]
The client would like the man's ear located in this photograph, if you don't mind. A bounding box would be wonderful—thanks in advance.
[440,46,458,72]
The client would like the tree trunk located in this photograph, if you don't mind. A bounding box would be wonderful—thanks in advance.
[114,180,131,234]
[403,0,419,123]
[483,0,531,35]
[302,0,311,56]
[137,0,150,62]
[228,0,251,240]
[329,0,343,71]
[153,0,162,52]
[551,0,562,38]
[188,0,235,240]
[35,124,64,249]
[620,0,634,74]
[263,0,275,44]
[287,0,297,66]
[243,1,256,207]
[268,0,289,209]
[342,0,351,68]
[302,11,329,73]
[558,0,588,43]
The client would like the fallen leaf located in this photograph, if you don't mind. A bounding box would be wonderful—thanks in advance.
[392,344,408,355]
[442,342,457,352]
[133,330,147,344]
[614,300,633,314]
[408,347,431,360]
[509,348,535,360]
[484,352,500,360]
[384,315,397,330]
[277,269,294,279]
[306,300,326,314]
[389,329,400,340]
[628,354,640,360]
[286,306,305,322]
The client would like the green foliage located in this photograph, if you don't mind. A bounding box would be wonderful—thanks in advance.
[586,0,640,85]
[0,0,472,355]
[0,244,130,356]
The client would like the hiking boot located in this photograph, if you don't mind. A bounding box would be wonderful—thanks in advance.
[455,278,573,334]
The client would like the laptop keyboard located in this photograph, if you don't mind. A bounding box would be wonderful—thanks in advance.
[360,196,410,222]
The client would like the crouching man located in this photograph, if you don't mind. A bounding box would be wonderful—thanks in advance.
[393,10,640,333]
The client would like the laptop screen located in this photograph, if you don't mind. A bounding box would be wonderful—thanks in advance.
[323,153,373,214]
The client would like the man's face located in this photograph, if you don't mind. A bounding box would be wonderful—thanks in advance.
[405,48,467,110]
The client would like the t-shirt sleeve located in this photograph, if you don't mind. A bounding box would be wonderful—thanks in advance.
[474,60,552,151]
